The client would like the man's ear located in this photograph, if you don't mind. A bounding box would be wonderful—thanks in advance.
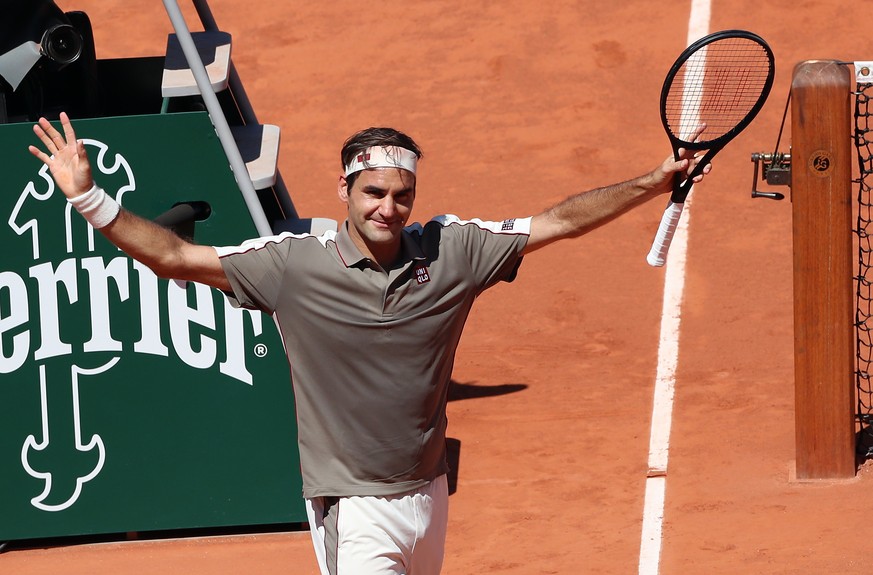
[338,175,349,204]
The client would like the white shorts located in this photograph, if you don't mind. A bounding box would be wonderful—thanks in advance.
[305,475,449,575]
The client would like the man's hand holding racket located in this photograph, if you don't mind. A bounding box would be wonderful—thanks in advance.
[649,124,713,194]
[646,30,775,266]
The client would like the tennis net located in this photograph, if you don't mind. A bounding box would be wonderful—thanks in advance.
[853,63,873,450]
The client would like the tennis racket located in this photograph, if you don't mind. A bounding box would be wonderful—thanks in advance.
[646,30,775,267]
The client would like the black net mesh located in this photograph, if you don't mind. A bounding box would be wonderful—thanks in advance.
[854,80,873,436]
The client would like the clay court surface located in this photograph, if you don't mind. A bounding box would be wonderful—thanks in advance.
[4,0,873,573]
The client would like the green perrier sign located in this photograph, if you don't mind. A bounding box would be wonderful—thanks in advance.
[0,112,305,541]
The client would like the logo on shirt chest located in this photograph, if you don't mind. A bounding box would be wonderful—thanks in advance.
[414,263,431,285]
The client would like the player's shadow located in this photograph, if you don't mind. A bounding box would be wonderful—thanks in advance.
[445,380,527,495]
[448,380,527,402]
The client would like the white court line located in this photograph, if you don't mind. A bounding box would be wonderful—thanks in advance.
[637,2,711,574]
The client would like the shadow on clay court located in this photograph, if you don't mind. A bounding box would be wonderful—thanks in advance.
[447,380,528,402]
[446,380,528,495]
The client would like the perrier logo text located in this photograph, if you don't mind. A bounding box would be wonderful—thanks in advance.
[2,137,264,512]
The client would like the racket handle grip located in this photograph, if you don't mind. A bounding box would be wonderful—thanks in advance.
[646,201,685,267]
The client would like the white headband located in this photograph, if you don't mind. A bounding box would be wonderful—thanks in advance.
[344,146,418,177]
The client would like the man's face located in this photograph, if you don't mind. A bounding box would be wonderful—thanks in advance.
[339,167,416,260]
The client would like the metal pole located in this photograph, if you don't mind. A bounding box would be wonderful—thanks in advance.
[161,0,272,236]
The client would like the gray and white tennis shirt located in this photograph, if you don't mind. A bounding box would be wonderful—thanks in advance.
[215,215,531,498]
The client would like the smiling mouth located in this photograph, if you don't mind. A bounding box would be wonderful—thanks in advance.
[372,219,400,229]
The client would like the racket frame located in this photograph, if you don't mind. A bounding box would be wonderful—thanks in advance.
[660,29,775,204]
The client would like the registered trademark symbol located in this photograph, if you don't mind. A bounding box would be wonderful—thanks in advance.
[254,343,268,358]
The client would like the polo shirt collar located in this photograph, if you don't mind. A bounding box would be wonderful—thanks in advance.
[336,220,426,269]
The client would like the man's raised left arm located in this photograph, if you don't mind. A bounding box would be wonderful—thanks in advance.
[523,152,710,255]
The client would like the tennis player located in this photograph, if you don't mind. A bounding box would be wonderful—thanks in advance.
[29,112,709,575]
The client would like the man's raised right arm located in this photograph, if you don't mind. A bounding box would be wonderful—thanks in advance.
[29,112,231,292]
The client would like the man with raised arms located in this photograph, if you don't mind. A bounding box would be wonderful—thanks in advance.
[29,112,708,575]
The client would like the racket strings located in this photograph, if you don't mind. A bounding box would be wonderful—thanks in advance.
[664,38,772,143]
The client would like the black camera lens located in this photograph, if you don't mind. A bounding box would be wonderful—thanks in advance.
[40,24,82,64]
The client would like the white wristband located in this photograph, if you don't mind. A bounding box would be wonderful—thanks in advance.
[68,184,121,229]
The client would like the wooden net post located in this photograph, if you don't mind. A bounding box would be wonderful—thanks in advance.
[791,60,856,479]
